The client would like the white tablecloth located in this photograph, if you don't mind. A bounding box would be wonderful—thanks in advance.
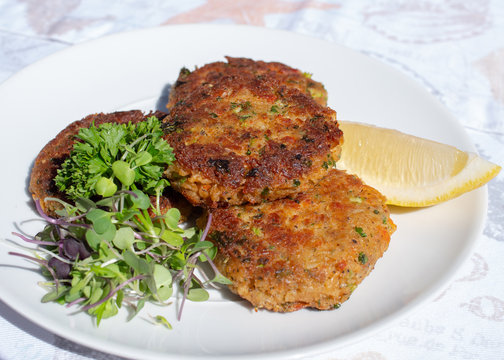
[1,1,503,359]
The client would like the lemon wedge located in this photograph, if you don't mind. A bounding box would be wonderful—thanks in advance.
[337,121,501,207]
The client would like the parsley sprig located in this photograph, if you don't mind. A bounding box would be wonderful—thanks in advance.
[54,116,174,200]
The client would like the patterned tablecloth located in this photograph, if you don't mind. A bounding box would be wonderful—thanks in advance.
[1,1,503,359]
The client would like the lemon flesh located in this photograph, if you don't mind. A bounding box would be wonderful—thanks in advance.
[337,121,501,207]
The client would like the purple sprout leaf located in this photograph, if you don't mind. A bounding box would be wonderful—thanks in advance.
[63,238,81,260]
[62,238,91,260]
[48,257,72,279]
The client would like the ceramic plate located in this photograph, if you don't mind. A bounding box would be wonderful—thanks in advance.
[0,25,487,360]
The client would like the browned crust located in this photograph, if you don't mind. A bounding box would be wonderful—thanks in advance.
[168,56,328,108]
[204,169,396,312]
[163,58,342,207]
[29,110,171,215]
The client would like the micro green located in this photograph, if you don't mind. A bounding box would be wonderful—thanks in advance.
[11,192,227,326]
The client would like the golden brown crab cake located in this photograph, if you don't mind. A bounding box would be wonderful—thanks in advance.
[29,110,193,220]
[167,57,328,108]
[202,169,396,312]
[163,63,342,208]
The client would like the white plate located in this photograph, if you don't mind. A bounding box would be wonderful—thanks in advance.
[0,25,487,359]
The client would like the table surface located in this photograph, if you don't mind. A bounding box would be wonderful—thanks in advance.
[1,1,503,359]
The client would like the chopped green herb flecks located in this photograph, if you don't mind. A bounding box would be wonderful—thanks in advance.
[179,67,191,76]
[358,252,368,264]
[301,134,314,143]
[253,212,264,219]
[293,179,301,187]
[308,87,325,99]
[231,101,252,113]
[355,226,367,237]
[322,153,337,170]
[251,227,263,236]
[231,101,255,123]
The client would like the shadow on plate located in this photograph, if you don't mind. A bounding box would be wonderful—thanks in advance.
[388,204,426,215]
[155,83,172,112]
[0,300,126,360]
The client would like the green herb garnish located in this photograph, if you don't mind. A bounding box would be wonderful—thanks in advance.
[11,190,229,326]
[150,314,173,330]
[11,116,230,326]
[54,116,174,200]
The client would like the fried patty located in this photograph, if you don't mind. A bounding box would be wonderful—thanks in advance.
[203,169,396,312]
[167,57,328,108]
[163,58,342,208]
[29,110,192,218]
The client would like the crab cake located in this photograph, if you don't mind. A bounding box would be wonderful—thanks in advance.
[163,60,342,208]
[29,110,192,219]
[167,57,328,108]
[203,169,396,312]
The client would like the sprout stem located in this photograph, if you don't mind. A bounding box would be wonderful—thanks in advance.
[12,232,55,246]
[81,274,147,311]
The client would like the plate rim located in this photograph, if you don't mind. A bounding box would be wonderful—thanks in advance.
[0,23,488,360]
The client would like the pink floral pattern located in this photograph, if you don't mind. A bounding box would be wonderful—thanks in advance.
[461,296,504,322]
[163,0,340,26]
[362,0,491,43]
